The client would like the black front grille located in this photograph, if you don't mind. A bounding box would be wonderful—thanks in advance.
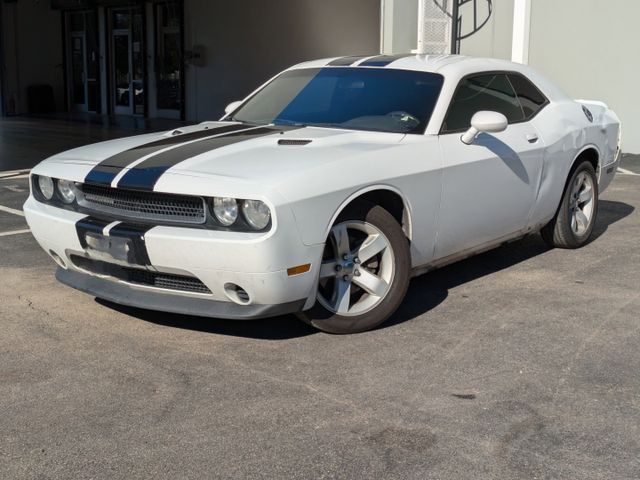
[78,184,206,224]
[70,255,211,294]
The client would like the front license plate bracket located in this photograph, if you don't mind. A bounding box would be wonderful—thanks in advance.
[85,233,133,263]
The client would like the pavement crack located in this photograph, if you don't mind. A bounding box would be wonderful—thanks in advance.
[17,295,50,317]
[221,357,360,411]
[550,289,640,407]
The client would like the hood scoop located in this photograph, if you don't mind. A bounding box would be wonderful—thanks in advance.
[278,139,312,146]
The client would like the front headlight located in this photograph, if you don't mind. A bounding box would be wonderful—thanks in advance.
[57,179,76,204]
[37,175,54,200]
[242,199,271,230]
[212,197,239,226]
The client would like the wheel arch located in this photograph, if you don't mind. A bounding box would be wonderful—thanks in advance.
[570,145,601,180]
[324,185,414,242]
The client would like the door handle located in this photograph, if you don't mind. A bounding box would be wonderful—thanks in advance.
[526,133,539,143]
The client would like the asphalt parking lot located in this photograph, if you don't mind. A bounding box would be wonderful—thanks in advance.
[1,122,639,478]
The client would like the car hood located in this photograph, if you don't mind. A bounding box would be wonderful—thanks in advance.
[166,125,404,182]
[36,122,406,196]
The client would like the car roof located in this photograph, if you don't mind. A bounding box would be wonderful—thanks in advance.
[289,54,569,101]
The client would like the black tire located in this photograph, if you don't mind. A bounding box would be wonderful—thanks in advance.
[298,202,411,334]
[541,160,599,249]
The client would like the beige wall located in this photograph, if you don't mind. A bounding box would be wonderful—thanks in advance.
[382,0,512,57]
[528,0,640,153]
[184,0,381,122]
[0,2,63,115]
[382,0,418,54]
[458,0,513,60]
[384,0,638,153]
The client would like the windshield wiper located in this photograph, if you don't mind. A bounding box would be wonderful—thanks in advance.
[227,118,264,127]
[273,119,308,127]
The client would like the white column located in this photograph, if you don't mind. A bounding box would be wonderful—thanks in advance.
[416,0,426,54]
[511,0,532,64]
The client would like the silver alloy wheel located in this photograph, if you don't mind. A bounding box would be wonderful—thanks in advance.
[570,171,595,236]
[317,221,395,316]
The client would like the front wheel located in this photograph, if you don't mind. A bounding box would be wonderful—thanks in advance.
[298,202,410,334]
[541,160,599,248]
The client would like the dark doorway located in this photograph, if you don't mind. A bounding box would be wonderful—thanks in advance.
[65,10,100,113]
[154,1,184,119]
[108,6,145,116]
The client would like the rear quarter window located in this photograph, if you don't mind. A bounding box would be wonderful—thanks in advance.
[508,73,548,119]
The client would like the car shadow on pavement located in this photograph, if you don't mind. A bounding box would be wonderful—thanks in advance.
[590,200,635,241]
[96,200,633,339]
[383,200,634,330]
[95,298,317,340]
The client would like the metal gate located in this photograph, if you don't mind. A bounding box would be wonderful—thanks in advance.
[417,0,493,54]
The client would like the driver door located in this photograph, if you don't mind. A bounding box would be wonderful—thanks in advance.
[435,73,545,260]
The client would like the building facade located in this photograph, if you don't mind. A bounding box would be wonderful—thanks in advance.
[382,0,639,153]
[0,0,380,123]
[1,0,637,152]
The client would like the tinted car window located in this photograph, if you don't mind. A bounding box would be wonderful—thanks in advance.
[442,74,524,133]
[508,73,548,119]
[230,68,444,134]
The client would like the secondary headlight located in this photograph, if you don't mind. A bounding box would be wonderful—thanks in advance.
[242,199,271,230]
[213,197,238,226]
[57,179,76,204]
[37,175,54,200]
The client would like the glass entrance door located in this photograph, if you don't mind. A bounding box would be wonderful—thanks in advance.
[110,8,145,116]
[66,10,99,113]
[70,32,88,111]
[112,31,131,113]
[155,2,183,119]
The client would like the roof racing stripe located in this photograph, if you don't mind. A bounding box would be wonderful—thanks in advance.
[326,55,371,66]
[84,123,250,187]
[116,125,302,191]
[359,53,416,67]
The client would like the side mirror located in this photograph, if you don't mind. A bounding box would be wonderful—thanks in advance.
[224,100,243,116]
[461,111,508,145]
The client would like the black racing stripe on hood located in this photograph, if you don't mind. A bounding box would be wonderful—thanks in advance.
[84,123,251,187]
[327,55,370,66]
[116,125,302,191]
[359,53,415,67]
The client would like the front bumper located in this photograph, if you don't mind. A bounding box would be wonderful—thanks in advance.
[24,196,324,319]
[56,268,306,319]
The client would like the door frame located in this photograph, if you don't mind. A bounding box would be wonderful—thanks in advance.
[69,31,89,112]
[152,0,185,120]
[111,27,132,115]
[106,5,147,117]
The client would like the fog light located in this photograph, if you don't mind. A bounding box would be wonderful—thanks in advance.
[223,283,251,305]
[49,250,67,268]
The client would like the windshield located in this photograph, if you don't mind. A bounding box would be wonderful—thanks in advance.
[229,67,444,134]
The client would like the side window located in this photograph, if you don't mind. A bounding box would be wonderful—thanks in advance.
[442,74,524,133]
[508,73,548,119]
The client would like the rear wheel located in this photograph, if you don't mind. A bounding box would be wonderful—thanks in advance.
[298,202,410,334]
[541,160,598,248]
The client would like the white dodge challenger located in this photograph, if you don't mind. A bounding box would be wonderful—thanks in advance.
[25,54,621,334]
